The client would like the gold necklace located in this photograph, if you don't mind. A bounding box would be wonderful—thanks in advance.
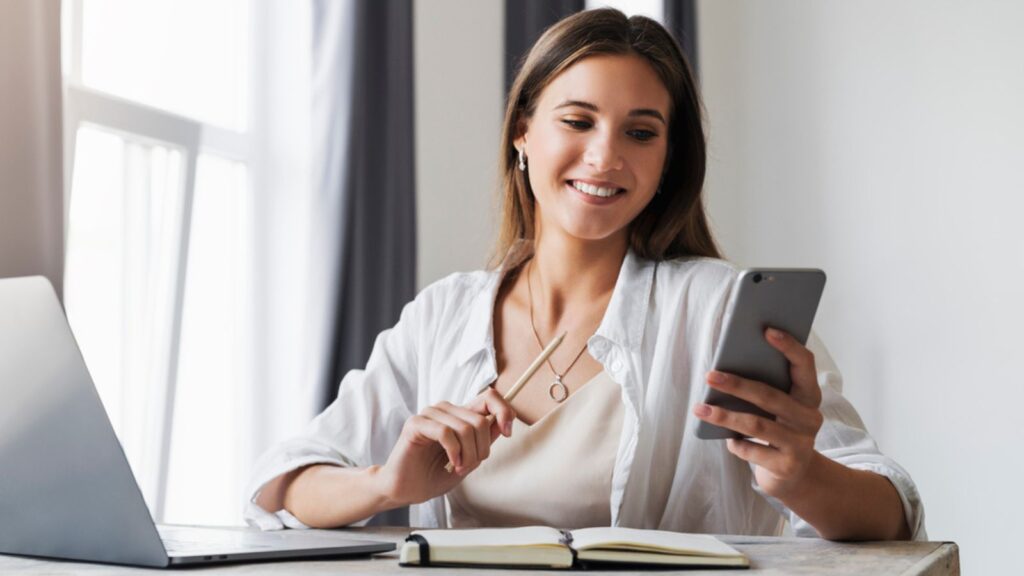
[526,260,589,403]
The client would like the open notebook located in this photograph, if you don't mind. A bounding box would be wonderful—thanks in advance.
[399,526,749,569]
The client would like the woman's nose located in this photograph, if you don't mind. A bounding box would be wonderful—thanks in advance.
[582,132,624,173]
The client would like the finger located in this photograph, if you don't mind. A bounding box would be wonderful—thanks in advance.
[706,371,822,435]
[473,383,520,436]
[423,405,479,471]
[725,437,781,470]
[486,386,518,435]
[440,402,493,463]
[429,403,484,467]
[407,415,463,472]
[692,403,798,449]
[765,328,822,408]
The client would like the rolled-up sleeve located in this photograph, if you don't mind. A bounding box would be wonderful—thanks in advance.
[762,332,927,540]
[243,293,425,530]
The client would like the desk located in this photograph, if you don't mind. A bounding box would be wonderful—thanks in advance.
[0,526,959,575]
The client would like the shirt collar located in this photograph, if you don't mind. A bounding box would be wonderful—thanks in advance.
[593,247,656,352]
[454,240,656,366]
[454,240,530,365]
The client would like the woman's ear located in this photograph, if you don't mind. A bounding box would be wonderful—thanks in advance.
[513,133,528,153]
[513,118,529,152]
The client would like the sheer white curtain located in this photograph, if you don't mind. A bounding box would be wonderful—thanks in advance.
[247,0,324,483]
[299,0,357,438]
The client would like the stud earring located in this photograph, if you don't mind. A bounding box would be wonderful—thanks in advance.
[517,148,527,171]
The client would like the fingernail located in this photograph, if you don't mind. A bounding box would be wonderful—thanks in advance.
[767,328,784,341]
[694,404,711,418]
[708,371,727,385]
[504,421,512,436]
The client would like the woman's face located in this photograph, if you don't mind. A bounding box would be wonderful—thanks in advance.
[516,53,671,245]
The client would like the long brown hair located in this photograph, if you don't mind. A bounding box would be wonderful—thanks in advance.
[490,8,721,267]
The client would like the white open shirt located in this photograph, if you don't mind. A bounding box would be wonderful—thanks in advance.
[245,245,926,539]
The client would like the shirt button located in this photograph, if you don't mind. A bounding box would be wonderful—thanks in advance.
[610,359,623,372]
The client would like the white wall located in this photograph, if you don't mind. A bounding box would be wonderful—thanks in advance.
[0,0,64,293]
[699,1,1024,572]
[414,0,504,289]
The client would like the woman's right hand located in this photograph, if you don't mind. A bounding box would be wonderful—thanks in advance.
[373,386,517,507]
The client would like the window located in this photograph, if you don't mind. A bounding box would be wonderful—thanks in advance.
[78,0,249,130]
[63,0,259,525]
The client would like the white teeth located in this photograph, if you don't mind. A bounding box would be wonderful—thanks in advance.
[572,180,621,197]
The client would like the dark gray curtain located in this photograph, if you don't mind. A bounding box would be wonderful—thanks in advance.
[504,0,585,92]
[664,0,699,77]
[312,0,416,526]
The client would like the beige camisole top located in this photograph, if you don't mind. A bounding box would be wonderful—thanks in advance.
[446,370,625,529]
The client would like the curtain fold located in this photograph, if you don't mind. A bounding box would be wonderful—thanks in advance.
[0,0,63,294]
[310,0,416,526]
[504,0,585,92]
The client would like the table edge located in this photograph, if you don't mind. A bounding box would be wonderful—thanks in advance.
[900,542,960,576]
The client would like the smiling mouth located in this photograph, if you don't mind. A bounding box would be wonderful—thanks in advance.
[567,180,625,198]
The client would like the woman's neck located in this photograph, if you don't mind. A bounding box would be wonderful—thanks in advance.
[528,229,627,324]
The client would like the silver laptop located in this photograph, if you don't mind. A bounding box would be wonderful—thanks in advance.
[0,276,395,567]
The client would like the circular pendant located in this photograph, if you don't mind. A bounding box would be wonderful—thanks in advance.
[548,377,569,403]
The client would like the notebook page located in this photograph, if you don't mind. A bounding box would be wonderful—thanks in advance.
[570,527,742,557]
[412,526,566,549]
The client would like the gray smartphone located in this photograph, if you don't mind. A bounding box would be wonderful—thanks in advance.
[695,268,826,440]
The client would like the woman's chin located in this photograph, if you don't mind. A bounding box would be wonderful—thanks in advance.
[555,220,629,244]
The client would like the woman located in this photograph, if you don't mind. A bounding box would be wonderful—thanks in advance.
[246,9,924,540]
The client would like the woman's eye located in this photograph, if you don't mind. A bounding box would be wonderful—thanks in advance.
[629,129,658,142]
[561,119,592,130]
[561,119,657,142]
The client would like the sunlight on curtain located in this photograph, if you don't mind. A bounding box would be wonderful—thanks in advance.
[64,125,186,510]
[163,154,251,526]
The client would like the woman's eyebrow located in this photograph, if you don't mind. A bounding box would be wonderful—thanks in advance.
[553,99,666,126]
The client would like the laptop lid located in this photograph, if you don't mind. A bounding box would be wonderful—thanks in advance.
[0,276,172,566]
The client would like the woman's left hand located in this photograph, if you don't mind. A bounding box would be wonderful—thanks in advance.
[692,327,825,500]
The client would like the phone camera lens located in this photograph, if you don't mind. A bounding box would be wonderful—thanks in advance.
[752,273,763,284]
